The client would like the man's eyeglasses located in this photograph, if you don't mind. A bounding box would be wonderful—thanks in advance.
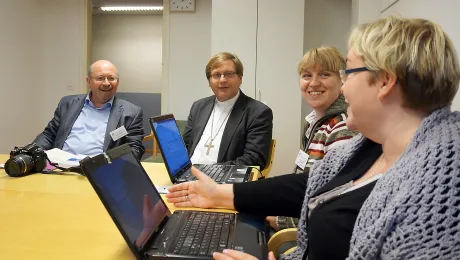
[339,67,369,83]
[211,71,238,80]
[92,76,119,82]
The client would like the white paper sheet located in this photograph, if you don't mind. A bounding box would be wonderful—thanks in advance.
[45,148,87,169]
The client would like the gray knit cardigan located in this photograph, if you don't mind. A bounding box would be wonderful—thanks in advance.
[283,107,460,260]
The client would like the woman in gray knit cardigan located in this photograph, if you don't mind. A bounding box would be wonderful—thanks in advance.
[167,16,460,260]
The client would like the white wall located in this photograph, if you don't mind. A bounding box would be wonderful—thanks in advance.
[165,0,212,120]
[211,0,257,98]
[381,0,399,11]
[0,0,43,151]
[92,14,163,93]
[380,0,460,111]
[39,0,88,121]
[0,0,87,153]
[304,0,352,56]
[352,0,381,26]
[256,0,305,176]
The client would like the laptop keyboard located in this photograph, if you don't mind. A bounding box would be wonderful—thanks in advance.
[191,165,232,182]
[171,211,235,256]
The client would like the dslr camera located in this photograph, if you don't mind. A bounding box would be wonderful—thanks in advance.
[5,143,48,177]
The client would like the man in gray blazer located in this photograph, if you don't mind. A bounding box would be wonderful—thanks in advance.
[33,60,145,160]
[183,52,273,169]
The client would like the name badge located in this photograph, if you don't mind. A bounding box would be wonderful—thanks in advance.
[110,126,128,141]
[295,149,309,170]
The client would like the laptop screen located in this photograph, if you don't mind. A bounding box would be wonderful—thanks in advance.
[151,117,190,177]
[89,152,171,251]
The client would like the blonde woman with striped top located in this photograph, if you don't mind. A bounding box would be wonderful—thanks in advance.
[268,47,359,231]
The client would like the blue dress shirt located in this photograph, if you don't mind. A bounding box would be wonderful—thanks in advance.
[62,94,114,156]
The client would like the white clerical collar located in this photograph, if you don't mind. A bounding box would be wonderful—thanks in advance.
[215,90,240,109]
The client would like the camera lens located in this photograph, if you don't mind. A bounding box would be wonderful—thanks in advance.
[5,154,34,177]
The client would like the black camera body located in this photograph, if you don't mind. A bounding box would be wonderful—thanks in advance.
[5,143,48,177]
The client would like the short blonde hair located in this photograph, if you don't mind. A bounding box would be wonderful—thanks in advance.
[205,52,244,80]
[349,16,460,114]
[298,46,346,74]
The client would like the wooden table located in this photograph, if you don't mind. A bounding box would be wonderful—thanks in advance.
[0,154,241,260]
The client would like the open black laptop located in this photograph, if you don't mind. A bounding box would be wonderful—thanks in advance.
[80,144,268,260]
[149,114,252,184]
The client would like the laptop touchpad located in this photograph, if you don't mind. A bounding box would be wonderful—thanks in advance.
[233,213,268,260]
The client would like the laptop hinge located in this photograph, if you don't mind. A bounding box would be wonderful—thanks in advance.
[176,163,192,180]
[141,215,170,257]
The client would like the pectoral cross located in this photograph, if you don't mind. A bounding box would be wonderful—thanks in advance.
[205,140,215,155]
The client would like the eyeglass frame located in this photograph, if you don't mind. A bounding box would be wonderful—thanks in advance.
[339,67,370,84]
[91,76,119,82]
[210,71,238,80]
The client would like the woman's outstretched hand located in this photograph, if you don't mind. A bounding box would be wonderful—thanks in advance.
[166,166,221,208]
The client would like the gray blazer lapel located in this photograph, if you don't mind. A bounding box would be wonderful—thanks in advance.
[190,98,214,155]
[104,97,123,151]
[56,96,85,149]
[218,94,247,162]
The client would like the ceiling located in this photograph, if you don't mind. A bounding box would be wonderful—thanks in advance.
[92,0,163,7]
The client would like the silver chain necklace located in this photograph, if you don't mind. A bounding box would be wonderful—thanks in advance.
[204,102,234,155]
